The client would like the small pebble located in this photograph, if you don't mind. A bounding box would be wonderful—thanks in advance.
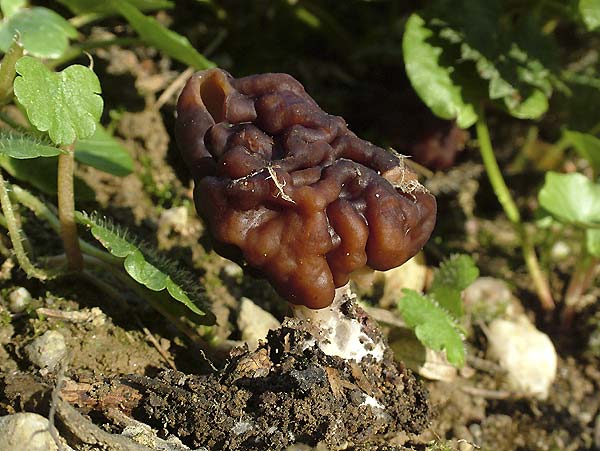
[8,287,32,313]
[238,297,280,350]
[25,330,67,372]
[0,412,58,451]
[486,317,557,399]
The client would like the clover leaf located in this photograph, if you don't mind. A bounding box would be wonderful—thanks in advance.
[538,172,600,227]
[580,0,600,31]
[403,13,477,128]
[0,0,27,18]
[0,7,77,58]
[14,56,103,146]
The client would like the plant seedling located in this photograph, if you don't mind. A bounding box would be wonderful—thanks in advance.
[397,254,479,368]
[0,0,218,336]
[538,172,600,327]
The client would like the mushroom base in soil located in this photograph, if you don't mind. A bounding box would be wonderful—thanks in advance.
[130,295,430,450]
[291,284,386,363]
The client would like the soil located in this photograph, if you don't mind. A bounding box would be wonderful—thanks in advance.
[1,3,600,451]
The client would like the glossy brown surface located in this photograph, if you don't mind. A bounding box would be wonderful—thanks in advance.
[176,69,436,308]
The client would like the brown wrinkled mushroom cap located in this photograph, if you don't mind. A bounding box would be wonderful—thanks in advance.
[176,69,436,309]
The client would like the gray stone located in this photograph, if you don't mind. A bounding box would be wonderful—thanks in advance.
[8,287,32,314]
[25,330,67,371]
[0,412,58,451]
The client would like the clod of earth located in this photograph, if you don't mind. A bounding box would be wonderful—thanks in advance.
[129,309,430,450]
[176,68,436,309]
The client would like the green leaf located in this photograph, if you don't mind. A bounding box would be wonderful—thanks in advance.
[0,7,77,58]
[111,0,215,70]
[403,14,477,128]
[580,0,600,30]
[563,129,600,172]
[587,229,600,257]
[430,254,479,317]
[77,214,136,257]
[77,213,213,321]
[397,289,465,367]
[506,89,549,119]
[124,250,169,291]
[14,56,103,146]
[420,1,559,121]
[57,0,172,15]
[538,172,600,227]
[0,130,62,158]
[75,126,133,176]
[1,0,26,18]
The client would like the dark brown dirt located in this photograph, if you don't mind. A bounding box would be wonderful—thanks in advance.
[128,320,429,451]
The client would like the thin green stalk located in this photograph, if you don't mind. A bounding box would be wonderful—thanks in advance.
[476,107,555,311]
[0,171,51,279]
[68,13,107,29]
[10,185,120,266]
[0,40,23,104]
[57,144,83,270]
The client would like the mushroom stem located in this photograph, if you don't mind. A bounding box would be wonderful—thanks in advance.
[291,284,386,362]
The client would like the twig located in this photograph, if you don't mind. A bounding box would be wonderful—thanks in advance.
[266,165,295,203]
[56,398,154,451]
[460,385,526,400]
[153,67,194,111]
[48,356,68,451]
[36,307,102,324]
[139,323,177,370]
[466,355,503,374]
[403,156,435,179]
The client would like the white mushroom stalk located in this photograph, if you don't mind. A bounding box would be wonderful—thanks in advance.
[291,284,385,362]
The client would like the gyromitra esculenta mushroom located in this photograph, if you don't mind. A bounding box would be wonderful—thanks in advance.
[177,69,436,312]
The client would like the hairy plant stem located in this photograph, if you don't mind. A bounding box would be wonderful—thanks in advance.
[10,184,120,266]
[476,107,555,311]
[0,40,23,104]
[58,144,83,270]
[0,171,51,279]
[562,254,599,328]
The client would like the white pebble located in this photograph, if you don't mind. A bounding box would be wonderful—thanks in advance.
[0,412,58,451]
[25,330,67,372]
[487,317,557,399]
[8,287,32,313]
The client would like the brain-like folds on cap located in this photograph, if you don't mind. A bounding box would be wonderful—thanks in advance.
[176,69,436,309]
